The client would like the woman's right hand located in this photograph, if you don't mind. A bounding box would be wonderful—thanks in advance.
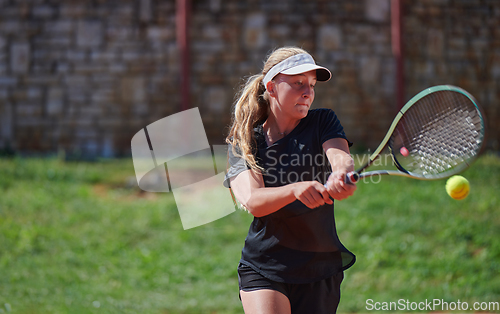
[291,181,334,209]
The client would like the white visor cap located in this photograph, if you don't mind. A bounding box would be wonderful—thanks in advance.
[263,53,331,90]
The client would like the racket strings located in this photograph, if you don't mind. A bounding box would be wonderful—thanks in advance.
[391,91,484,178]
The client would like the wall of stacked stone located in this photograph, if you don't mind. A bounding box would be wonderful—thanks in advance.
[403,0,499,151]
[0,0,498,158]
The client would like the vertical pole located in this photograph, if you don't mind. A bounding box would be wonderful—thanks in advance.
[176,0,190,111]
[391,0,404,111]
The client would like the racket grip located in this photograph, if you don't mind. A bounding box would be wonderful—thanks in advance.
[324,171,359,189]
[345,171,359,184]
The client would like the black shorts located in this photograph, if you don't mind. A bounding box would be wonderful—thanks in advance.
[238,263,344,314]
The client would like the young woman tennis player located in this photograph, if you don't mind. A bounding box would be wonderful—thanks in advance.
[224,47,357,314]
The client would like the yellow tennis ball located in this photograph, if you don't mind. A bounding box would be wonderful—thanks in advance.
[446,175,470,200]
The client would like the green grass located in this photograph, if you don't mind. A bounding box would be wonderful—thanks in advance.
[0,154,499,313]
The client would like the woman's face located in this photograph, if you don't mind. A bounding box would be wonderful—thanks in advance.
[270,70,317,120]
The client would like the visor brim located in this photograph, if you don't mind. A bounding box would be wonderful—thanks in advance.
[280,64,332,82]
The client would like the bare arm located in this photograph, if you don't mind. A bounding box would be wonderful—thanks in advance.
[229,169,332,218]
[323,138,357,200]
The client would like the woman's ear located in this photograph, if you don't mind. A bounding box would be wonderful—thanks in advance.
[266,81,276,97]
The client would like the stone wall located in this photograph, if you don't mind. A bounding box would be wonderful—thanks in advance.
[0,0,498,158]
[404,0,499,151]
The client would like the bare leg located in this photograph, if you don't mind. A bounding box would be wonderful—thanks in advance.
[240,289,291,314]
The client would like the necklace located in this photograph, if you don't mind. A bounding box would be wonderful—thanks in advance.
[272,128,286,137]
[265,128,285,145]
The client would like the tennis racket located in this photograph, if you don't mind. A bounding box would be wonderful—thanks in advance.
[340,85,486,184]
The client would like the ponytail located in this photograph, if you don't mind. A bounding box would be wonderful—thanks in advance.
[226,73,269,172]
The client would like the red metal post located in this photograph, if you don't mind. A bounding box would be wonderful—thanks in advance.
[176,0,190,111]
[391,0,404,111]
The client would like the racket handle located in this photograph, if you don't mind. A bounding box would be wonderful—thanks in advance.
[324,171,359,188]
[345,171,359,184]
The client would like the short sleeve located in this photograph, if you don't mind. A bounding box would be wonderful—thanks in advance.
[318,109,353,147]
[223,143,250,188]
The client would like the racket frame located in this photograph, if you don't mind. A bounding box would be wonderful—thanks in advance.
[349,85,486,183]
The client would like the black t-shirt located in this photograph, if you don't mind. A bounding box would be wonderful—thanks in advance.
[225,108,355,284]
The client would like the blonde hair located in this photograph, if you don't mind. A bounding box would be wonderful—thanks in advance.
[226,47,309,172]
